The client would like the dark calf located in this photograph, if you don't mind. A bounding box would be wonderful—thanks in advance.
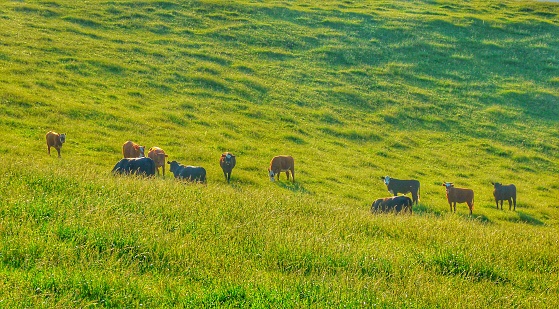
[168,160,206,183]
[112,157,155,176]
[492,182,517,211]
[371,196,413,214]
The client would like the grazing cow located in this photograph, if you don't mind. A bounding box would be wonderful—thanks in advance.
[112,157,155,176]
[268,155,294,182]
[371,196,413,214]
[219,152,236,183]
[168,160,206,183]
[148,147,168,177]
[443,182,474,215]
[46,131,66,158]
[122,140,145,158]
[492,182,517,211]
[380,176,420,205]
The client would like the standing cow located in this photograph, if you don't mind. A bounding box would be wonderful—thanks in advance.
[443,182,474,215]
[380,176,420,205]
[371,196,413,214]
[122,141,145,158]
[219,152,236,183]
[112,157,156,176]
[46,131,66,158]
[168,160,206,183]
[148,147,168,177]
[268,155,294,182]
[492,182,517,211]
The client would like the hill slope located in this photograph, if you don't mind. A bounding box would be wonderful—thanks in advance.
[1,0,558,307]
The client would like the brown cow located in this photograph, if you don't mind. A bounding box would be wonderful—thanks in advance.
[46,131,66,158]
[122,141,145,158]
[492,182,517,211]
[219,152,236,183]
[148,147,168,176]
[268,155,294,182]
[443,182,474,215]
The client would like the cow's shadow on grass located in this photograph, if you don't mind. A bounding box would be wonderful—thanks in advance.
[412,204,492,223]
[277,181,310,194]
[411,204,443,217]
[468,213,491,224]
[508,212,545,226]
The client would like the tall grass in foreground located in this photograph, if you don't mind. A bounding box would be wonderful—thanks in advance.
[1,160,557,307]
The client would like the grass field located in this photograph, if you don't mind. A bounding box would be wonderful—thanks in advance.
[1,0,558,307]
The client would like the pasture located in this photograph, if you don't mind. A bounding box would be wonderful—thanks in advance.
[1,0,558,307]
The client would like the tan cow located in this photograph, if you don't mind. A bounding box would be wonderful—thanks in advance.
[148,147,168,176]
[122,141,145,158]
[268,155,294,182]
[46,131,66,158]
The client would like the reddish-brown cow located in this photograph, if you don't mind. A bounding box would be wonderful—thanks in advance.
[122,141,145,158]
[46,131,66,158]
[268,155,294,182]
[148,147,168,176]
[443,182,474,215]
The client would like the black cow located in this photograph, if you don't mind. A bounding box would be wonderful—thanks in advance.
[112,157,155,176]
[380,176,420,205]
[219,152,236,183]
[371,196,413,214]
[492,182,517,211]
[168,160,206,183]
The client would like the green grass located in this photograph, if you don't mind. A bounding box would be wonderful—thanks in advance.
[1,0,559,307]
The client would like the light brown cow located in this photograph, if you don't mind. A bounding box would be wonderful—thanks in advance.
[148,147,168,176]
[443,182,474,215]
[268,155,294,182]
[122,141,145,158]
[46,131,66,158]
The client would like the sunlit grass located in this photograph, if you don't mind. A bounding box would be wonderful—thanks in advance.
[1,0,558,307]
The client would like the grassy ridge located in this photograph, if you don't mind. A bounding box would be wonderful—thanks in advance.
[1,0,559,307]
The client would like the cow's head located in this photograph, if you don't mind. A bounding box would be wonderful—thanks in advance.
[168,160,179,173]
[59,133,66,143]
[268,169,275,182]
[442,182,454,193]
[492,182,502,189]
[381,176,391,185]
[138,146,145,157]
[224,153,234,165]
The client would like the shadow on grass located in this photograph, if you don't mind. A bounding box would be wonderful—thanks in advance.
[411,204,444,217]
[277,181,311,194]
[508,212,545,226]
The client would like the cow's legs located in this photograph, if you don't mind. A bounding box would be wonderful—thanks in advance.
[512,197,516,211]
[508,198,513,211]
[56,147,61,158]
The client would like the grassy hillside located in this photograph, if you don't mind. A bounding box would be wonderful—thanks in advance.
[1,0,558,307]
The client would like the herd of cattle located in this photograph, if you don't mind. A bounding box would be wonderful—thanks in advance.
[45,131,518,215]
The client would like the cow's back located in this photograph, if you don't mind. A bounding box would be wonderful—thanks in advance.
[271,155,294,170]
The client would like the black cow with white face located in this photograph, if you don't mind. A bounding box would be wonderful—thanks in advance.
[380,176,420,205]
[168,160,206,183]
